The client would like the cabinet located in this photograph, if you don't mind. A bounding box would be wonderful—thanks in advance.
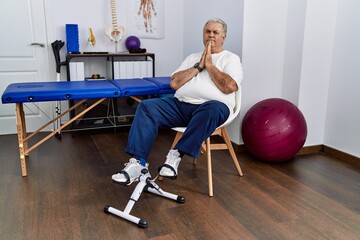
[66,52,155,80]
[65,53,155,130]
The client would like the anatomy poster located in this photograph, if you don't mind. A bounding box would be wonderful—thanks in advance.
[127,0,164,39]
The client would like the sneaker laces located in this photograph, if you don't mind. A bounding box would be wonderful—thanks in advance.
[165,149,180,165]
[123,158,139,171]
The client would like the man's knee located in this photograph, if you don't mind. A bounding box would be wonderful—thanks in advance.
[201,101,229,115]
[138,98,158,109]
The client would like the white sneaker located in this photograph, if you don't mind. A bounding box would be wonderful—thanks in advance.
[159,149,182,179]
[112,158,148,185]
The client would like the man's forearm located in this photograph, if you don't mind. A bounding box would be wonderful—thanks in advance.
[170,67,199,90]
[206,65,238,94]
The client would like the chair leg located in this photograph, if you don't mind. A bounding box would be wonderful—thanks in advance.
[172,130,235,197]
[171,132,182,148]
[205,137,214,197]
[221,128,243,176]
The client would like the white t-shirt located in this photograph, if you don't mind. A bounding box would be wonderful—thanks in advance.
[173,50,243,113]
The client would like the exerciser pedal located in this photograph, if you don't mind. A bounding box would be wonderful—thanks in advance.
[158,164,178,180]
[104,168,185,228]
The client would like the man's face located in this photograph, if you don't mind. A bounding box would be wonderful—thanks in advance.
[203,22,226,53]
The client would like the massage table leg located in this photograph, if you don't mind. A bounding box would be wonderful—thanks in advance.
[16,103,28,176]
[15,98,107,176]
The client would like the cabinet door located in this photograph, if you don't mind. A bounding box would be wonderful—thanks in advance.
[113,60,154,79]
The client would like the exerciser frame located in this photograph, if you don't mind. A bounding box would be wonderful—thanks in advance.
[104,168,185,228]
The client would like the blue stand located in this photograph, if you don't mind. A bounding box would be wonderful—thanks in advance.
[66,24,80,53]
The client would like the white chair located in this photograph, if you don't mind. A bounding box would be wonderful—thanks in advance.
[171,86,243,197]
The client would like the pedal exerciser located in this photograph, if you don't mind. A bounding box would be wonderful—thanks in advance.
[104,168,185,228]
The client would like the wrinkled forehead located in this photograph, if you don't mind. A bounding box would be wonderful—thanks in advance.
[203,22,224,33]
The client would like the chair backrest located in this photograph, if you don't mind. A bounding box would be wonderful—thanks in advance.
[217,84,242,128]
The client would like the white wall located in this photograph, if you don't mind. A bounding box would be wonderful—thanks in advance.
[41,0,360,158]
[44,0,184,79]
[281,0,307,104]
[298,0,338,146]
[241,0,289,145]
[324,0,360,157]
[242,0,359,158]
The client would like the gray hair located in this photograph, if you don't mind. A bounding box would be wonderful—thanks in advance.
[204,18,227,35]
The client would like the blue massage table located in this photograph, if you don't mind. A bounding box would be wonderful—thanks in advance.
[2,77,174,176]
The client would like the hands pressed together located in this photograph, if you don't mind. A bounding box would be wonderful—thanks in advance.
[171,39,237,94]
[198,40,213,71]
[170,41,214,90]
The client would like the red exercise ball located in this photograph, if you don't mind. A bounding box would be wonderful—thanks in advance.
[241,98,307,162]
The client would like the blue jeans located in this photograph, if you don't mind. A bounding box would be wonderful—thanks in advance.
[125,97,230,160]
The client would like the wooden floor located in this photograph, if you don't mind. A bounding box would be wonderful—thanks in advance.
[0,129,359,240]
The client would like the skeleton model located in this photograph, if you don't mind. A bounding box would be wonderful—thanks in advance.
[106,0,125,51]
